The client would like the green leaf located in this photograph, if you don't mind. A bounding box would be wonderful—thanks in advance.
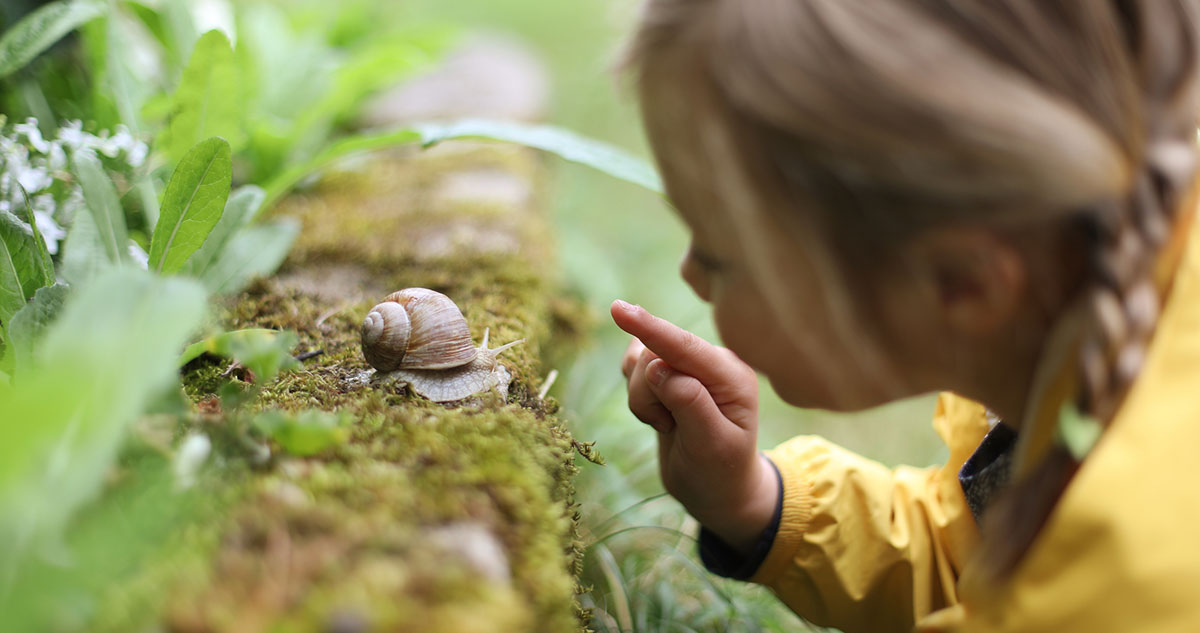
[417,120,664,193]
[0,268,207,582]
[5,283,69,376]
[182,185,263,277]
[12,188,54,280]
[161,30,244,165]
[251,410,350,457]
[1057,402,1104,461]
[0,236,27,333]
[72,149,130,265]
[149,137,233,275]
[178,327,284,366]
[0,0,106,79]
[0,212,54,327]
[59,202,110,286]
[179,327,298,384]
[198,218,298,295]
[260,119,663,212]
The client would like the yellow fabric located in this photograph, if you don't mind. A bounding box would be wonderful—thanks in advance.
[751,393,989,633]
[754,215,1200,632]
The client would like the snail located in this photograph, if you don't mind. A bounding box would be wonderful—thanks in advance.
[361,288,524,402]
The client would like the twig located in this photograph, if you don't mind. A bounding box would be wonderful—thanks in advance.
[294,349,324,362]
[315,301,354,329]
[537,369,559,400]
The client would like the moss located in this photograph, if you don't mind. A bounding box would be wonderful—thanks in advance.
[115,142,593,632]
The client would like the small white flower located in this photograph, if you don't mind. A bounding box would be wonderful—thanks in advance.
[47,143,67,171]
[127,242,149,269]
[14,162,52,194]
[56,120,86,150]
[32,206,65,255]
[14,118,49,154]
[173,433,212,490]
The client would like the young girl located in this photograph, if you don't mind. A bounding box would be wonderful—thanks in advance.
[611,2,1200,632]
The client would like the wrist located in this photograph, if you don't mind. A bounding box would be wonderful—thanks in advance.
[690,454,780,555]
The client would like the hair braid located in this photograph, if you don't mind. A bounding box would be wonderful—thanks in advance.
[984,2,1200,578]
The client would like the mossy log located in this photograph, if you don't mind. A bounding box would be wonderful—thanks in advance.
[102,144,590,633]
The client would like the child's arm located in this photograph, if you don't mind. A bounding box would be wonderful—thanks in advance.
[613,301,991,633]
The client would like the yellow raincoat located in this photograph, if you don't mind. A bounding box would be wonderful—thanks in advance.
[751,211,1200,632]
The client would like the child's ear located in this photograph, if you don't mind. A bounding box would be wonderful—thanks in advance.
[908,227,1028,337]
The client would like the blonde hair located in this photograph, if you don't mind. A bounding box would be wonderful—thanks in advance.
[625,0,1200,575]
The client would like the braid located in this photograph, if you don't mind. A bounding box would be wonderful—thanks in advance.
[982,1,1200,579]
[1079,175,1174,422]
[1077,0,1200,422]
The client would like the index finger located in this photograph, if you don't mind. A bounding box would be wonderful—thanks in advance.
[610,300,738,388]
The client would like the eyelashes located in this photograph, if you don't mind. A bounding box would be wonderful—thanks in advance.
[688,247,725,272]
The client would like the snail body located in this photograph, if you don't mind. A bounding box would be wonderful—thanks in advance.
[361,288,522,402]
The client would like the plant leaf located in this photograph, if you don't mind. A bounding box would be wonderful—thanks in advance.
[59,203,110,286]
[0,232,28,333]
[260,119,662,212]
[0,0,106,79]
[0,212,54,329]
[198,218,298,295]
[0,211,54,294]
[250,410,349,457]
[0,268,207,583]
[161,29,243,165]
[149,137,232,275]
[13,188,54,281]
[5,283,69,376]
[182,185,263,277]
[178,327,283,366]
[210,327,298,382]
[1057,402,1104,461]
[72,149,130,265]
[416,119,664,193]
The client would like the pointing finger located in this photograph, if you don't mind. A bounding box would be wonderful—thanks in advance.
[611,300,748,392]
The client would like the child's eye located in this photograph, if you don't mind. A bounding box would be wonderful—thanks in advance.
[688,246,724,272]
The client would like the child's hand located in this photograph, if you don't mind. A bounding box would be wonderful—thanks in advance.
[611,300,779,554]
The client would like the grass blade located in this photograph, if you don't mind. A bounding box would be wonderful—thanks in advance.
[149,137,232,275]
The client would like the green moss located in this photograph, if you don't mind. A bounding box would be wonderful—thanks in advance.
[132,142,592,632]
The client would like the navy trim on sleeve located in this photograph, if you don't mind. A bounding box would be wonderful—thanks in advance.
[697,456,785,580]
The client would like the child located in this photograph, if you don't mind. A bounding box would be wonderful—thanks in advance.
[611,2,1200,632]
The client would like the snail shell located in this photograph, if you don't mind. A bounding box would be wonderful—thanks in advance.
[361,288,477,372]
[361,288,523,402]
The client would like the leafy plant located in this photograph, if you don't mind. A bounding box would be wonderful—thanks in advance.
[0,268,207,601]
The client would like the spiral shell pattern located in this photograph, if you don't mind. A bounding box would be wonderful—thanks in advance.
[360,288,478,372]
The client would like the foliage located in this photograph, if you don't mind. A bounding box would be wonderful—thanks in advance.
[0,0,104,78]
[250,409,350,457]
[0,268,207,626]
[262,118,664,211]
